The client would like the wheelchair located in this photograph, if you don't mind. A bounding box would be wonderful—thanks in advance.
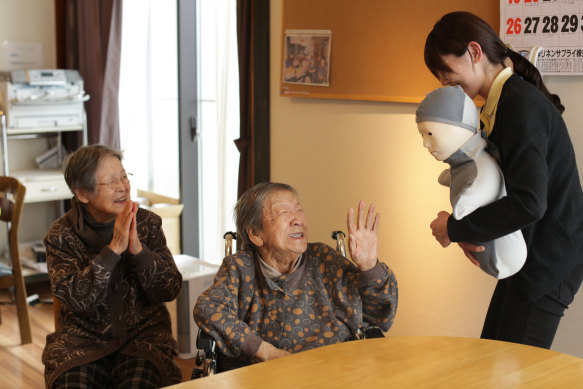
[191,230,384,379]
[191,232,236,379]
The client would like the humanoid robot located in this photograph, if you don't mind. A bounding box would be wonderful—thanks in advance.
[416,85,526,279]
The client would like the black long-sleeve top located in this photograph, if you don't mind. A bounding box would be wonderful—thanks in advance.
[448,74,583,300]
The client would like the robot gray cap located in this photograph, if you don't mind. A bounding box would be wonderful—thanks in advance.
[415,85,479,133]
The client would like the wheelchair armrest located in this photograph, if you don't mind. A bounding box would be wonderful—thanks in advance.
[192,328,219,379]
[352,325,386,340]
[196,328,217,357]
[363,326,385,339]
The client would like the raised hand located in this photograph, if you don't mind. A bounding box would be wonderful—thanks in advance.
[347,201,380,271]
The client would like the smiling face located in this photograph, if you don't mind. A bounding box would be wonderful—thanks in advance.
[417,121,474,162]
[75,155,131,223]
[433,42,492,100]
[248,190,308,266]
[435,52,479,98]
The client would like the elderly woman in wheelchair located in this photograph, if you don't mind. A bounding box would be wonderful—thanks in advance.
[193,182,398,372]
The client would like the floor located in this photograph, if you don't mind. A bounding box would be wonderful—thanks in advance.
[0,280,197,388]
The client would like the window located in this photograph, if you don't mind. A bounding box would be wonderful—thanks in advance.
[119,0,179,198]
[119,0,239,263]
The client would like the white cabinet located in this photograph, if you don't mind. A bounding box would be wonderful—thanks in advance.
[0,114,87,203]
[14,170,72,203]
[0,69,88,203]
[0,70,88,279]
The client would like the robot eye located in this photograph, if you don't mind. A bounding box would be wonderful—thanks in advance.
[428,132,433,136]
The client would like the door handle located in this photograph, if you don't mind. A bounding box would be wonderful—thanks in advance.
[190,116,199,142]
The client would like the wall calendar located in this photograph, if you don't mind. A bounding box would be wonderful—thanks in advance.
[501,0,583,75]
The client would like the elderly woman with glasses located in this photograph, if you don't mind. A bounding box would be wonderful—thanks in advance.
[42,145,183,389]
[194,182,398,370]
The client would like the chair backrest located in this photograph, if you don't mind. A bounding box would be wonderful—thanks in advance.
[222,231,347,258]
[0,176,32,344]
[0,176,26,266]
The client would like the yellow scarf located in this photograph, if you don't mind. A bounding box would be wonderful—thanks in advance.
[479,67,513,136]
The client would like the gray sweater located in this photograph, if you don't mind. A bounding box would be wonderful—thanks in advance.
[193,243,398,369]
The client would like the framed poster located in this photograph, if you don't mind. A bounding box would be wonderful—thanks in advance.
[282,29,331,86]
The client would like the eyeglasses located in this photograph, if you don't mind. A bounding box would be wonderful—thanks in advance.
[96,173,133,190]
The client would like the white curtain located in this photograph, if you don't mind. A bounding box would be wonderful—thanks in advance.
[200,0,240,263]
[119,0,179,199]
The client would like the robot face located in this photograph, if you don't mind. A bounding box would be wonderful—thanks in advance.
[417,121,473,162]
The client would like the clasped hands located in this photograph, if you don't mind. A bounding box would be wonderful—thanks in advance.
[109,201,143,256]
[430,210,484,268]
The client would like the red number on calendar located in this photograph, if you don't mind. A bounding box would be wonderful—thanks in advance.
[506,18,522,35]
[509,0,520,4]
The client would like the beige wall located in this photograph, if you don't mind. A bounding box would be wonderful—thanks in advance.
[0,0,58,247]
[270,0,583,357]
[0,0,56,69]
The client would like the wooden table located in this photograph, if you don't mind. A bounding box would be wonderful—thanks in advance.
[168,336,583,388]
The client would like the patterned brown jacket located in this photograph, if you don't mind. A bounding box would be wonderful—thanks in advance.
[42,199,183,388]
[194,243,398,368]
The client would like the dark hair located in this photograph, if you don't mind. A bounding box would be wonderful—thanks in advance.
[64,144,124,194]
[425,11,564,113]
[234,182,298,251]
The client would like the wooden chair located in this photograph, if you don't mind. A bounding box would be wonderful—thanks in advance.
[53,296,61,329]
[0,176,32,344]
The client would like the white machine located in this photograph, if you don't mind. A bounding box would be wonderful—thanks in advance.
[173,254,219,359]
[0,69,89,128]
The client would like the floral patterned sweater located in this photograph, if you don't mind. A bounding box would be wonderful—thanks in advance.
[194,243,398,368]
[42,199,183,388]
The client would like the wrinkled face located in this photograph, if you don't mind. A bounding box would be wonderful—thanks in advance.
[252,190,308,263]
[78,155,131,223]
[436,51,481,99]
[417,121,473,161]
